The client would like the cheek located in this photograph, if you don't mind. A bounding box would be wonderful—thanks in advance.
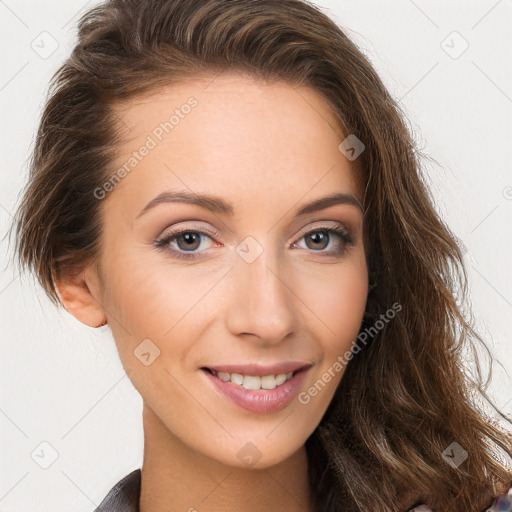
[299,261,368,345]
[296,258,367,403]
[100,247,223,368]
[100,241,190,328]
[104,262,173,332]
[295,267,367,416]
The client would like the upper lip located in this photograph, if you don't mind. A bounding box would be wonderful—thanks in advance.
[202,361,313,376]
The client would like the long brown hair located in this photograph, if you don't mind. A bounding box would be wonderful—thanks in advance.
[9,0,512,510]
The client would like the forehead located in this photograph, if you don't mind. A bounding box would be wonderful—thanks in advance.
[107,71,363,213]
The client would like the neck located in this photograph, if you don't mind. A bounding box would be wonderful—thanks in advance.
[139,404,315,512]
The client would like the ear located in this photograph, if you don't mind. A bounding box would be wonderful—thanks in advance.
[53,263,107,328]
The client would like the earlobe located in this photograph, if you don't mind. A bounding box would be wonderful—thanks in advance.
[52,265,107,328]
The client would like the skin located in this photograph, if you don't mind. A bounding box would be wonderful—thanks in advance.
[56,71,369,512]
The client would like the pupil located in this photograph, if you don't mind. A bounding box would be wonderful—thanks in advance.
[308,231,328,249]
[179,232,200,250]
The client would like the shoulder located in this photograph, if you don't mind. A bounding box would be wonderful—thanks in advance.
[484,486,512,512]
[92,469,141,512]
[406,485,512,512]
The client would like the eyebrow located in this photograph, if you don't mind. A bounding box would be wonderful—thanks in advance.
[136,190,363,219]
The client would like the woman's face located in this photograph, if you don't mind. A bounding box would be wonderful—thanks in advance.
[93,72,368,468]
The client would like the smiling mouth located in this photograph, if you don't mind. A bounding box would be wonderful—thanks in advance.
[200,366,309,391]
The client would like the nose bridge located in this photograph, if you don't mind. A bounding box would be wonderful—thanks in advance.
[225,236,298,343]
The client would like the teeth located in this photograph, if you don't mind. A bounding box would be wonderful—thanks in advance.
[242,375,261,390]
[275,374,287,386]
[260,375,276,389]
[211,370,295,390]
[230,373,243,385]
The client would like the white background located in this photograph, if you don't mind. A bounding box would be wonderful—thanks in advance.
[1,1,511,510]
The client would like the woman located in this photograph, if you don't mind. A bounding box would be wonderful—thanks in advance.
[10,0,512,510]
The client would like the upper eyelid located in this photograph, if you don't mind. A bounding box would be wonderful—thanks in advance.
[296,221,350,237]
[157,222,351,248]
[159,219,351,239]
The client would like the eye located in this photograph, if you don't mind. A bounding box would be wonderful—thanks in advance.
[153,228,218,260]
[293,225,354,256]
[153,224,355,260]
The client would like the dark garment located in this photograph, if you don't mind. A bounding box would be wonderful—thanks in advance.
[93,469,141,512]
[93,469,512,512]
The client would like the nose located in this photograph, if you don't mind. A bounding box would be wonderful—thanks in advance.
[225,242,299,346]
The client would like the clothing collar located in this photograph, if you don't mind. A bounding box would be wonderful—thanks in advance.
[94,469,141,512]
[93,468,512,512]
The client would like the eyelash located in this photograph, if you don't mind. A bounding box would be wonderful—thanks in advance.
[153,225,354,260]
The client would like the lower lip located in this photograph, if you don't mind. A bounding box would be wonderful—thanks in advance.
[202,368,310,414]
